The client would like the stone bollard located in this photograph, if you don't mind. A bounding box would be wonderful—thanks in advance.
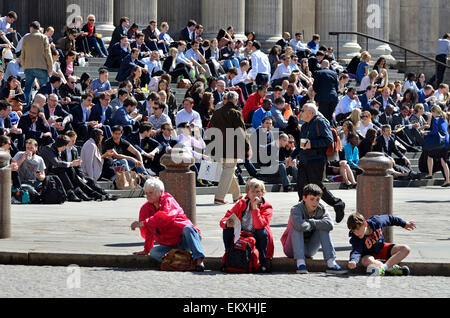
[357,152,394,243]
[0,150,11,239]
[159,148,197,225]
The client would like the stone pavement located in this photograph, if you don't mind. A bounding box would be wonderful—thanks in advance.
[1,186,450,272]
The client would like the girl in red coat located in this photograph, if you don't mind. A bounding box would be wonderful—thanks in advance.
[219,178,274,272]
[131,177,206,271]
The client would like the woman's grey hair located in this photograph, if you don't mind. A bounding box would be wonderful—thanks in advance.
[226,91,239,104]
[144,177,165,193]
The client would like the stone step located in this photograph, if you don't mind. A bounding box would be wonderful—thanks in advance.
[101,176,448,199]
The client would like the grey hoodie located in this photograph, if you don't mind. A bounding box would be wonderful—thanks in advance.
[289,201,334,236]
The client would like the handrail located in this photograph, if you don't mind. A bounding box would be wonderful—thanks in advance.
[329,31,450,77]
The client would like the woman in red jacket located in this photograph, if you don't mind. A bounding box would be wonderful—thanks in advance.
[131,177,206,271]
[219,178,274,272]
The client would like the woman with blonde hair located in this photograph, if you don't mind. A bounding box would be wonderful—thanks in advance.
[356,51,371,84]
[219,178,274,272]
[81,14,108,57]
[359,110,374,137]
[347,108,362,136]
[423,105,450,187]
[359,70,378,92]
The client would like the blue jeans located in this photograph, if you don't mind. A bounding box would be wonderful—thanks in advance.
[283,228,336,261]
[223,57,239,72]
[149,226,205,263]
[278,163,298,187]
[88,36,108,56]
[24,68,49,106]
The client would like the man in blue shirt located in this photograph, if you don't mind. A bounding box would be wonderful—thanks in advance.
[429,33,450,87]
[307,34,320,55]
[252,99,273,129]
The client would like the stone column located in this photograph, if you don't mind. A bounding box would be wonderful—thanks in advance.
[418,1,439,57]
[245,0,283,49]
[159,148,197,225]
[439,0,450,40]
[389,0,402,58]
[68,0,115,43]
[283,0,315,41]
[357,152,394,243]
[201,0,245,41]
[315,0,361,61]
[399,0,420,52]
[114,0,157,30]
[0,151,11,239]
[358,0,395,63]
[157,0,201,39]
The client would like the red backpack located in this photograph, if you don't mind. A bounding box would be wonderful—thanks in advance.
[316,120,340,157]
[222,232,260,273]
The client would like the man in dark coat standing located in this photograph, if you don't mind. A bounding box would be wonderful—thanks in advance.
[312,60,339,127]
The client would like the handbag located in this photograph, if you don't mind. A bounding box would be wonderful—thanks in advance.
[198,160,222,182]
[423,132,446,151]
[160,249,196,272]
[114,166,140,190]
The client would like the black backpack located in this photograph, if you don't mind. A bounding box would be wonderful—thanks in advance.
[40,176,67,204]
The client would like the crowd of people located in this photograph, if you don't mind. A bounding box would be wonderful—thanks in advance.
[0,10,449,207]
[0,9,446,276]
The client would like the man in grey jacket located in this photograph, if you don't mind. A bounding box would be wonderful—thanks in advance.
[281,184,347,274]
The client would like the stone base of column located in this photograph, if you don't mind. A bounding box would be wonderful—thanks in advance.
[258,36,283,51]
[95,24,115,46]
[339,41,362,62]
[371,44,396,64]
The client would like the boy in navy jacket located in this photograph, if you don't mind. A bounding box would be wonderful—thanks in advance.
[347,213,416,276]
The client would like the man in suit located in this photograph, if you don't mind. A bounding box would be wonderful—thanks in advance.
[378,104,395,127]
[376,87,398,113]
[59,75,82,109]
[109,17,129,49]
[178,20,197,47]
[70,93,97,142]
[17,103,53,148]
[131,32,151,59]
[115,48,148,83]
[40,134,85,202]
[313,59,339,125]
[37,74,62,99]
[373,124,421,180]
[88,92,113,138]
[21,21,53,106]
[63,130,118,201]
[155,122,178,157]
[104,36,131,69]
[111,96,142,136]
[308,50,326,74]
[126,122,163,175]
[43,93,73,137]
[391,105,423,150]
[358,84,376,111]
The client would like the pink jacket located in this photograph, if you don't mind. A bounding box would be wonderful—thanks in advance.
[139,192,200,254]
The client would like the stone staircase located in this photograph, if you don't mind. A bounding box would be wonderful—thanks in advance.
[72,57,446,199]
[96,151,446,199]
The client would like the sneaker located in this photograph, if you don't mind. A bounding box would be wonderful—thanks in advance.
[370,267,386,276]
[296,264,308,274]
[326,264,348,275]
[387,265,410,276]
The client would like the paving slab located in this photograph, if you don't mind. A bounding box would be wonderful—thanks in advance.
[1,186,450,268]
